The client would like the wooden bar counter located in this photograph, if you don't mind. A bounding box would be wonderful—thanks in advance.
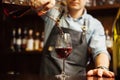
[0,73,119,80]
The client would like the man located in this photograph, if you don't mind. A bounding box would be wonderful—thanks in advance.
[31,0,114,77]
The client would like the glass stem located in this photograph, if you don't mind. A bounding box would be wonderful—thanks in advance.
[62,58,65,74]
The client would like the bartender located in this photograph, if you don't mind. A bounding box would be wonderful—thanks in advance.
[31,0,114,77]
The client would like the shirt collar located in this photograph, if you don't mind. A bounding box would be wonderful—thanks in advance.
[65,9,87,22]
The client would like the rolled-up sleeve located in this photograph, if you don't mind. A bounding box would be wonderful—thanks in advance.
[41,5,60,45]
[89,19,111,60]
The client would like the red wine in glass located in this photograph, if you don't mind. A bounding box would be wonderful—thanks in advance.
[55,33,72,80]
[55,47,72,58]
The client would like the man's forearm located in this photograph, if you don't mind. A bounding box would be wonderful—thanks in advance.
[95,53,110,70]
[87,53,114,77]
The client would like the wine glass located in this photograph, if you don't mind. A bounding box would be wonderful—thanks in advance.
[55,33,72,80]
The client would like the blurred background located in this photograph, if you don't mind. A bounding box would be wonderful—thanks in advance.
[0,0,120,76]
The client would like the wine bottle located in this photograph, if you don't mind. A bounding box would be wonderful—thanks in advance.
[21,28,27,51]
[113,8,120,75]
[105,29,113,48]
[40,31,44,50]
[16,27,22,52]
[11,28,17,52]
[26,29,34,51]
[34,31,41,51]
[115,15,120,75]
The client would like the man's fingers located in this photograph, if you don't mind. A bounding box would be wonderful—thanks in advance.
[87,69,97,76]
[87,69,104,77]
[109,71,115,77]
[87,69,115,78]
[87,70,94,76]
[97,69,103,77]
[103,71,115,77]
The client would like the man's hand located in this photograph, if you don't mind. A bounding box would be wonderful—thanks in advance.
[31,0,56,15]
[87,68,115,77]
[87,76,115,80]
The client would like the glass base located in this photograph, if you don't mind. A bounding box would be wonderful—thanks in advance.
[55,72,69,80]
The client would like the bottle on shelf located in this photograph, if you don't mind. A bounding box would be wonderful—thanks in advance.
[21,28,27,51]
[97,0,106,6]
[40,31,44,50]
[93,0,96,6]
[26,29,34,51]
[86,0,93,7]
[105,29,113,48]
[16,27,22,52]
[34,31,41,51]
[106,0,115,5]
[10,28,17,52]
